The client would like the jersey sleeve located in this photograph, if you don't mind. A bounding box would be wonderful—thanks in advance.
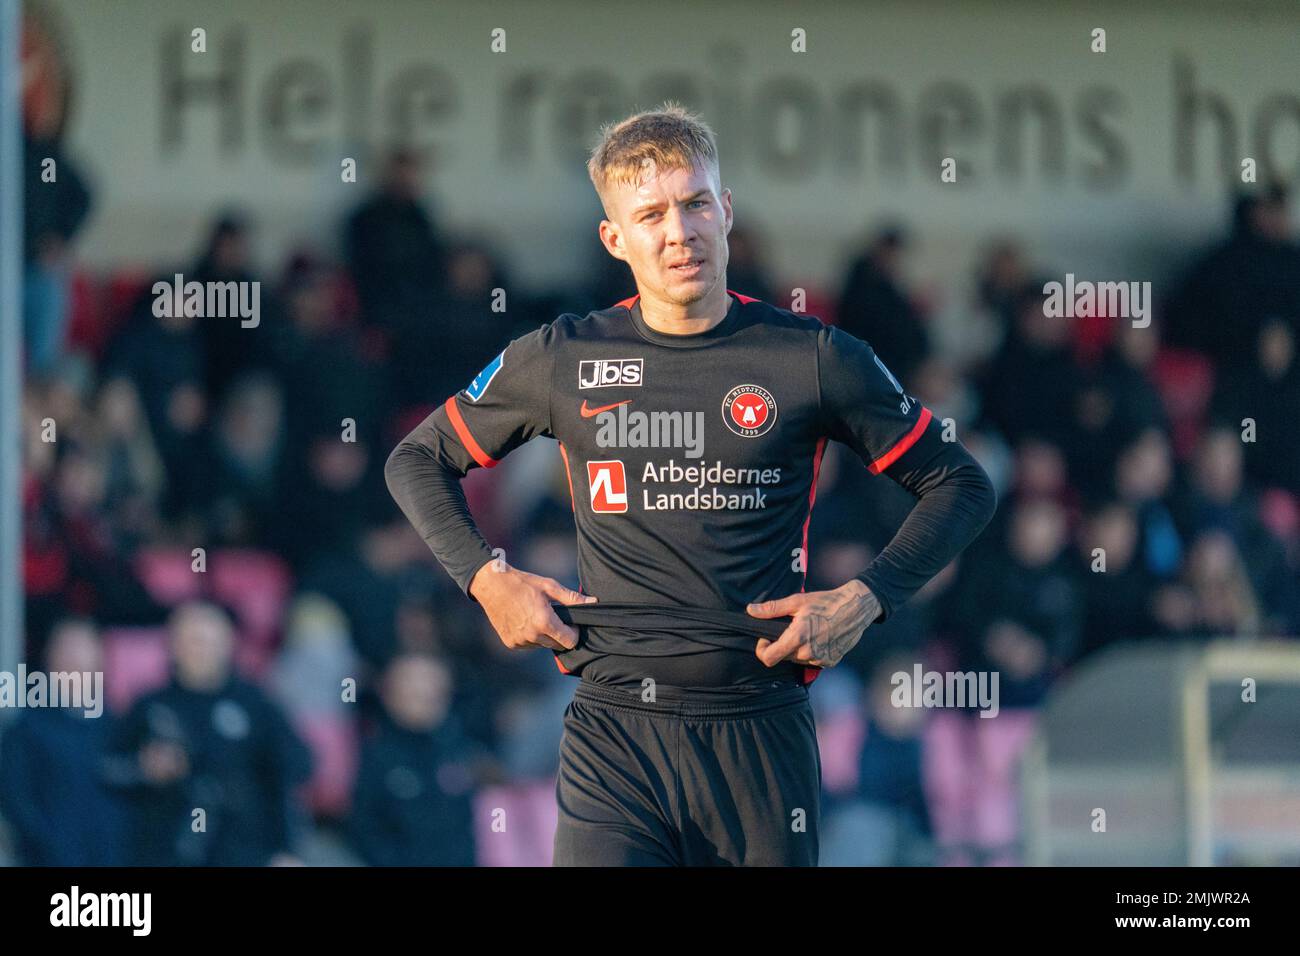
[434,323,557,472]
[817,324,932,472]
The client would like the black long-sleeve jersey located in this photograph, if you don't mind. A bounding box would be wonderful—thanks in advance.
[386,291,997,691]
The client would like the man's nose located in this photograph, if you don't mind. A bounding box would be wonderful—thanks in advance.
[662,205,693,245]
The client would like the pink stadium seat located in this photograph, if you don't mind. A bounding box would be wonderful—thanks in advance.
[922,710,974,849]
[293,713,359,819]
[134,547,204,605]
[1259,488,1299,544]
[210,549,294,646]
[816,709,866,796]
[473,781,559,867]
[971,709,1037,850]
[922,709,1038,861]
[102,626,171,714]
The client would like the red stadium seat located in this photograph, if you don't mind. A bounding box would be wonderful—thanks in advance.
[1151,348,1215,460]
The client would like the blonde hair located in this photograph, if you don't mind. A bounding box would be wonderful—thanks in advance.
[587,102,720,215]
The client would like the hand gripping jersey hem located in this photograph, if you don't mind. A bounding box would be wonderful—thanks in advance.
[866,406,932,475]
[444,395,498,469]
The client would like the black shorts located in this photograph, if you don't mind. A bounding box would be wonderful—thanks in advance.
[553,680,821,866]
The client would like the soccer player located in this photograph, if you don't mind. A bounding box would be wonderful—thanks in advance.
[385,104,997,866]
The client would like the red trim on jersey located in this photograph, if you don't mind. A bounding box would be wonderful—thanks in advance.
[557,442,576,512]
[443,395,498,469]
[800,437,827,594]
[553,655,572,675]
[727,289,759,304]
[798,437,829,688]
[867,406,932,475]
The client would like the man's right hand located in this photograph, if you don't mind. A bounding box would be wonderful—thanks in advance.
[469,559,596,652]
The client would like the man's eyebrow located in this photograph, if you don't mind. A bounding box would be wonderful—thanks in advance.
[632,189,711,215]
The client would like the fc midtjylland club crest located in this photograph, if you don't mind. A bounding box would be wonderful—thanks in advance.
[722,384,777,438]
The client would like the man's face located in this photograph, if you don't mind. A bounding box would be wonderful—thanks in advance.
[598,161,733,306]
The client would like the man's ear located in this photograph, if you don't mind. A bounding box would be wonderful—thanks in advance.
[599,218,628,263]
[722,187,733,235]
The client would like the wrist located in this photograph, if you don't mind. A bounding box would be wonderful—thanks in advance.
[841,578,881,617]
[469,559,504,601]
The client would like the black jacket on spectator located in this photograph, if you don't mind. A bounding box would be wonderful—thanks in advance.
[345,195,445,332]
[23,134,92,264]
[106,675,312,866]
[1167,233,1300,372]
[349,714,479,866]
[0,708,128,865]
[835,253,929,382]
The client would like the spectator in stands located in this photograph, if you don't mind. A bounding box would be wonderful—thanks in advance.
[974,239,1031,337]
[344,148,446,338]
[1166,184,1300,371]
[0,618,127,865]
[103,279,211,524]
[1210,317,1300,493]
[820,653,934,866]
[979,285,1081,447]
[270,594,359,724]
[949,497,1082,708]
[94,377,165,546]
[1152,531,1262,638]
[207,372,286,547]
[1170,427,1294,632]
[1065,321,1169,504]
[1075,502,1159,657]
[106,601,312,865]
[23,117,93,378]
[391,241,514,409]
[835,225,930,381]
[1112,427,1183,581]
[189,213,281,406]
[349,653,483,866]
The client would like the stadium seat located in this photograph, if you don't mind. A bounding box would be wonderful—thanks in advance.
[816,709,866,796]
[922,710,975,849]
[101,626,171,714]
[473,780,558,867]
[923,708,1038,859]
[211,549,294,646]
[1151,348,1215,460]
[134,547,205,605]
[293,713,360,819]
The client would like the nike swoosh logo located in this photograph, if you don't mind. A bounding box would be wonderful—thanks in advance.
[580,399,631,418]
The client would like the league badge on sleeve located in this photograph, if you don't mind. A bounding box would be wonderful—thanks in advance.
[464,350,505,402]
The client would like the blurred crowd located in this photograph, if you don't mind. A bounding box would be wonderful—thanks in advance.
[4,127,1299,866]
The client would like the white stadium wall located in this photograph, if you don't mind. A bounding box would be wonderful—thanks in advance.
[42,0,1300,304]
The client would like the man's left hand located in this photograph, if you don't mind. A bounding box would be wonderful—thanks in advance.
[746,580,881,668]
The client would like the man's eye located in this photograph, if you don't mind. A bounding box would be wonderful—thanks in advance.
[688,200,707,209]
